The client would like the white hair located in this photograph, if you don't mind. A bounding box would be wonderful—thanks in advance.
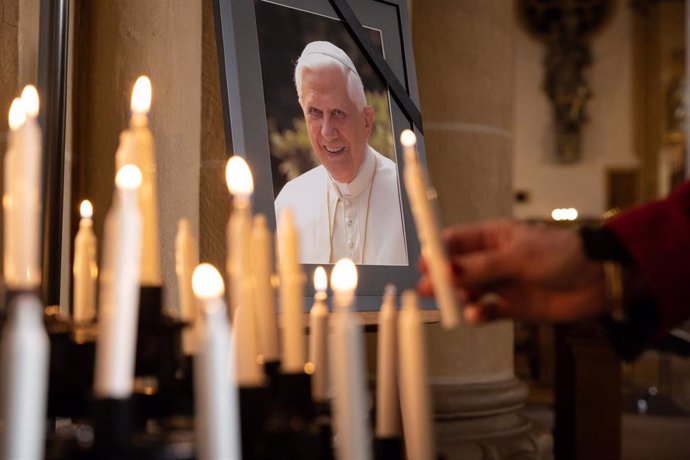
[294,41,367,111]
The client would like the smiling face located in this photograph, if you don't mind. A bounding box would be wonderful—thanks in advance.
[300,67,374,183]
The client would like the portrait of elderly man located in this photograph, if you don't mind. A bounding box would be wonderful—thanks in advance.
[275,41,407,265]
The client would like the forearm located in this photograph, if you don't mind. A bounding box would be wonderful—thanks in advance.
[605,181,690,333]
[579,181,690,359]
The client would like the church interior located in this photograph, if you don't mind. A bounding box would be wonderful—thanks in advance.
[0,0,689,459]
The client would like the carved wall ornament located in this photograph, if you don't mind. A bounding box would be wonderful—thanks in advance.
[519,0,613,163]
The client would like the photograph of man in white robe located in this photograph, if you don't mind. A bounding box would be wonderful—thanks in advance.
[275,41,408,266]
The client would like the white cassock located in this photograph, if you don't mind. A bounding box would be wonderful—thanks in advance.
[275,146,407,265]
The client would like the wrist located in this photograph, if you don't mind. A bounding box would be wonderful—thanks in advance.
[602,260,625,322]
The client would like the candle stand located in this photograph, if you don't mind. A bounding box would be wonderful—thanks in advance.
[0,288,431,459]
[238,385,269,459]
[373,437,403,460]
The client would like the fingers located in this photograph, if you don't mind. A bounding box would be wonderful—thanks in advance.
[464,294,505,325]
[416,272,475,303]
[442,223,491,255]
[442,220,512,256]
[455,251,508,288]
[416,273,434,296]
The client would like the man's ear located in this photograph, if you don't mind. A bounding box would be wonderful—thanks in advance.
[363,106,374,135]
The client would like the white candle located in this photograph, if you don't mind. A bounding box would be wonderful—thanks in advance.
[73,200,98,324]
[398,290,436,460]
[330,258,372,460]
[232,298,264,387]
[93,165,143,399]
[225,156,254,320]
[0,295,49,460]
[175,218,198,355]
[3,88,42,289]
[251,214,280,363]
[375,284,401,438]
[192,264,241,460]
[308,266,329,402]
[400,129,460,329]
[4,98,26,289]
[277,209,306,373]
[116,76,161,285]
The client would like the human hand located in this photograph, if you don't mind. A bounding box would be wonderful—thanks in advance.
[417,220,609,324]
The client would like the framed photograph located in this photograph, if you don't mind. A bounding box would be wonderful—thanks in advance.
[214,0,433,310]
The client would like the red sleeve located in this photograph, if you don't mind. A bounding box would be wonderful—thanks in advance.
[605,181,690,333]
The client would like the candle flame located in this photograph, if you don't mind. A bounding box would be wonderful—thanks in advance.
[21,85,39,117]
[313,266,327,292]
[225,156,254,196]
[330,258,357,293]
[115,164,143,190]
[80,200,93,219]
[131,76,152,114]
[192,263,225,299]
[400,129,417,148]
[8,98,26,130]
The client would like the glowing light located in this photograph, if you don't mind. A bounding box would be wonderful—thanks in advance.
[313,266,327,292]
[20,85,39,117]
[80,200,93,219]
[400,129,417,148]
[130,76,152,114]
[225,156,254,196]
[551,207,579,221]
[192,263,225,299]
[115,165,143,190]
[330,258,357,293]
[8,98,26,130]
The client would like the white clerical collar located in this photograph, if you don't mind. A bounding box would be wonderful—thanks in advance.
[330,147,375,199]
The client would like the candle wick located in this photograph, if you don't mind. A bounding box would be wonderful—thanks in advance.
[130,113,148,128]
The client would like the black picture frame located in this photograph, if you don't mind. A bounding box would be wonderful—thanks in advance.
[213,0,434,311]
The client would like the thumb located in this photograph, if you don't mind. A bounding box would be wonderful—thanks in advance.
[457,251,509,288]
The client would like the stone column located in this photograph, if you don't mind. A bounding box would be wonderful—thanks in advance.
[72,0,202,311]
[412,1,551,458]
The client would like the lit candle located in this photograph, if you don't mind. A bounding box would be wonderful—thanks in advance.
[0,295,49,460]
[225,156,254,319]
[73,200,98,324]
[3,98,26,289]
[192,264,241,460]
[232,295,264,387]
[308,266,329,402]
[277,209,306,373]
[93,165,143,398]
[20,88,42,286]
[398,290,436,460]
[4,87,42,289]
[251,214,279,363]
[330,258,372,460]
[175,218,198,355]
[400,129,459,329]
[375,284,401,439]
[116,76,161,285]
